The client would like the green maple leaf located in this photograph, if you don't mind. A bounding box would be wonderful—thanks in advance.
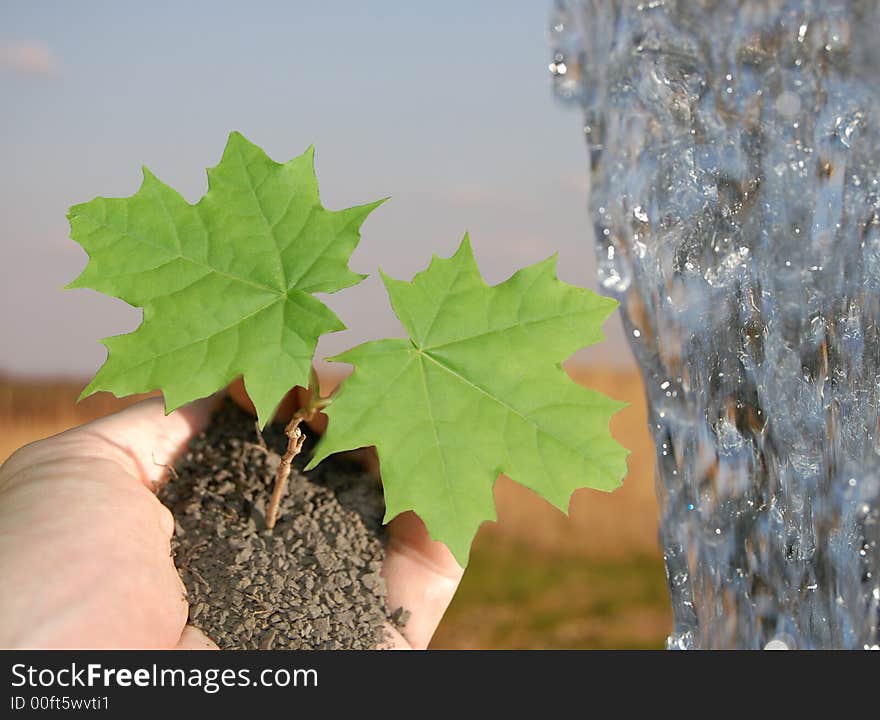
[67,132,384,427]
[307,234,629,565]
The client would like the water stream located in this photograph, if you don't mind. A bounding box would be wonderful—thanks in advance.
[551,0,880,648]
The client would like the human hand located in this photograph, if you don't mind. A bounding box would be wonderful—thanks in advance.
[0,394,462,649]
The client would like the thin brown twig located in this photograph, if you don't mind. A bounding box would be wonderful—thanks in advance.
[244,441,272,456]
[254,421,267,449]
[264,366,332,531]
[151,454,179,482]
[265,409,310,530]
[187,567,210,591]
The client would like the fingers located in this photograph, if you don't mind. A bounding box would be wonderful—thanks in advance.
[70,395,218,491]
[174,625,219,650]
[382,512,464,650]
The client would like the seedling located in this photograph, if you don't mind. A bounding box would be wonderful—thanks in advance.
[67,132,628,565]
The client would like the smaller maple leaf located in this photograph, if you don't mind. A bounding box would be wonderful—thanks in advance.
[307,234,629,565]
[67,131,385,427]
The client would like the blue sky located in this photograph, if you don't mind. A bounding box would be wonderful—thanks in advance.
[0,0,629,376]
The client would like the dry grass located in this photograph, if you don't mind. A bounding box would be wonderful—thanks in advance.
[479,363,661,561]
[0,365,670,648]
[428,363,670,648]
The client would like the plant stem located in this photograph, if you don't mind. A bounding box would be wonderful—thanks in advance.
[265,409,311,530]
[254,420,267,449]
[265,366,331,530]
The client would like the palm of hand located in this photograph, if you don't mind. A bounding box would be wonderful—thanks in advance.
[0,397,462,649]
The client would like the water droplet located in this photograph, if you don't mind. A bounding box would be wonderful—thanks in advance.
[775,91,801,118]
[633,205,649,223]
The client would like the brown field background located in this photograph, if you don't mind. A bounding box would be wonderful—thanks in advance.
[0,365,671,649]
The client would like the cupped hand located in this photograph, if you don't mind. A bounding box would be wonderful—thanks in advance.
[0,393,462,649]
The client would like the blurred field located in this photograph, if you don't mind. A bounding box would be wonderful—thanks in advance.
[0,366,670,649]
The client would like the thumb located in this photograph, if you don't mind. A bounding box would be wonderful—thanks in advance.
[83,395,218,490]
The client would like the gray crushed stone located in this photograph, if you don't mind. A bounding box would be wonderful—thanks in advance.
[160,399,402,649]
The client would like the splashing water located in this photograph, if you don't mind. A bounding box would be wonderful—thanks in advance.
[552,0,880,648]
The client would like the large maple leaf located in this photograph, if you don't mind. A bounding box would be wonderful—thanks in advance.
[307,235,629,565]
[68,132,383,427]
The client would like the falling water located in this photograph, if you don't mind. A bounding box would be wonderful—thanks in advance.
[551,0,880,648]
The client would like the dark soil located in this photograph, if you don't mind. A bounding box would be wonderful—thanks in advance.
[160,399,402,649]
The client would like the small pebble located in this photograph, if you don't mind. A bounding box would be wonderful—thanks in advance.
[160,400,403,650]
